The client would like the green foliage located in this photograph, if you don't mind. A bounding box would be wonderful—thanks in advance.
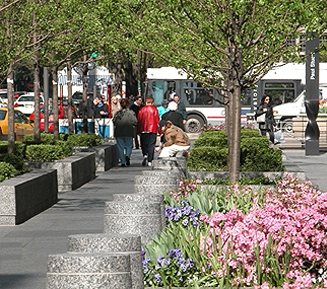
[25,145,70,162]
[187,146,228,171]
[66,133,103,148]
[0,162,18,182]
[54,140,73,157]
[193,130,227,147]
[24,133,56,145]
[188,129,284,172]
[0,153,25,171]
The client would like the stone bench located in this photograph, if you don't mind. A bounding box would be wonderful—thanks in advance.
[35,152,96,192]
[0,169,58,225]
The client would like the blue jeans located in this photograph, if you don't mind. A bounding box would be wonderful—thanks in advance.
[140,133,156,162]
[116,137,133,165]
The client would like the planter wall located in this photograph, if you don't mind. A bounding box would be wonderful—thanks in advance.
[0,169,58,225]
[90,141,119,172]
[36,152,96,192]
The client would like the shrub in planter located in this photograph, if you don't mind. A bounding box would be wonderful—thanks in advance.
[240,137,284,171]
[54,140,73,157]
[0,153,25,171]
[240,128,261,138]
[25,144,70,162]
[193,130,227,147]
[66,133,103,148]
[187,146,228,171]
[24,133,56,145]
[0,141,26,158]
[188,128,284,172]
[0,162,18,182]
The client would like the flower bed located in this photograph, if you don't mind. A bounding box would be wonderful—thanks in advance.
[142,174,327,288]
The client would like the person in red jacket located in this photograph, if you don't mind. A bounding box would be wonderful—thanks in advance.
[137,96,160,166]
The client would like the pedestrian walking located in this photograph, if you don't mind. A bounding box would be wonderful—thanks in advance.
[172,93,188,124]
[137,96,160,167]
[113,98,137,167]
[157,99,169,119]
[130,96,144,149]
[255,94,276,144]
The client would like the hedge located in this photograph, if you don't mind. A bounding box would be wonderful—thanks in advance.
[188,128,284,172]
[25,144,70,162]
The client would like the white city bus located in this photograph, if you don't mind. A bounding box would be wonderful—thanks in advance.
[145,64,327,133]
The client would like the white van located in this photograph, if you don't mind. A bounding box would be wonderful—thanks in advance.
[273,89,325,132]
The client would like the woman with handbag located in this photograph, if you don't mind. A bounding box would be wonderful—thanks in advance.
[255,94,276,144]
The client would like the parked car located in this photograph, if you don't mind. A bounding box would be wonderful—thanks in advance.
[14,94,44,116]
[0,108,34,141]
[29,105,65,132]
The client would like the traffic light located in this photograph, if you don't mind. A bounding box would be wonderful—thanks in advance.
[91,52,98,59]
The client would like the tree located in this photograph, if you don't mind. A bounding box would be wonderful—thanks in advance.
[120,0,327,182]
[0,0,48,151]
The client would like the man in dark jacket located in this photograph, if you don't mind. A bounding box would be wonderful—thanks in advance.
[161,101,185,131]
[130,96,143,149]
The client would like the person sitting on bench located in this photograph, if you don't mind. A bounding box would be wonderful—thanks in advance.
[155,120,190,158]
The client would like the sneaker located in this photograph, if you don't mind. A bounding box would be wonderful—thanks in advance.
[121,164,126,167]
[148,162,152,167]
[126,156,130,166]
[142,155,147,166]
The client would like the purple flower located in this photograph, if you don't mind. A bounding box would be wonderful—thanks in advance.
[154,273,161,283]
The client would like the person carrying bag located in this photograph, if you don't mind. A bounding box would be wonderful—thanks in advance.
[255,94,276,145]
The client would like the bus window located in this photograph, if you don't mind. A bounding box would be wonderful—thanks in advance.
[263,82,296,104]
[184,88,214,106]
[241,89,252,106]
[151,80,168,105]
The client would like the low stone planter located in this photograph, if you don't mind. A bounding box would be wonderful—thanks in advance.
[90,141,119,172]
[0,169,58,225]
[29,152,96,192]
[188,171,306,182]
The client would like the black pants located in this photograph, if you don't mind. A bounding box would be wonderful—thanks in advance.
[260,129,274,144]
[133,127,139,148]
[140,132,157,162]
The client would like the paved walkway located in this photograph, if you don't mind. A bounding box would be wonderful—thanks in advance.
[0,148,151,289]
[0,145,327,289]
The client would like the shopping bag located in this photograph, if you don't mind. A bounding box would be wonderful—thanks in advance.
[256,113,266,123]
[274,129,285,143]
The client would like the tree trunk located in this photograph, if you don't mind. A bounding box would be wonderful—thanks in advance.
[228,81,241,183]
[82,54,88,133]
[33,55,40,142]
[109,62,124,96]
[51,65,59,140]
[66,60,74,133]
[7,63,15,154]
[125,57,139,97]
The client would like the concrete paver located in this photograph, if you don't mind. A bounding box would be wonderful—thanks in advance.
[0,148,150,289]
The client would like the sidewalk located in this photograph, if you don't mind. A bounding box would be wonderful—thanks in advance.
[282,148,327,192]
[0,148,150,289]
[0,145,326,289]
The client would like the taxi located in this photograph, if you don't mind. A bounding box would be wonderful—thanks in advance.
[0,108,34,141]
